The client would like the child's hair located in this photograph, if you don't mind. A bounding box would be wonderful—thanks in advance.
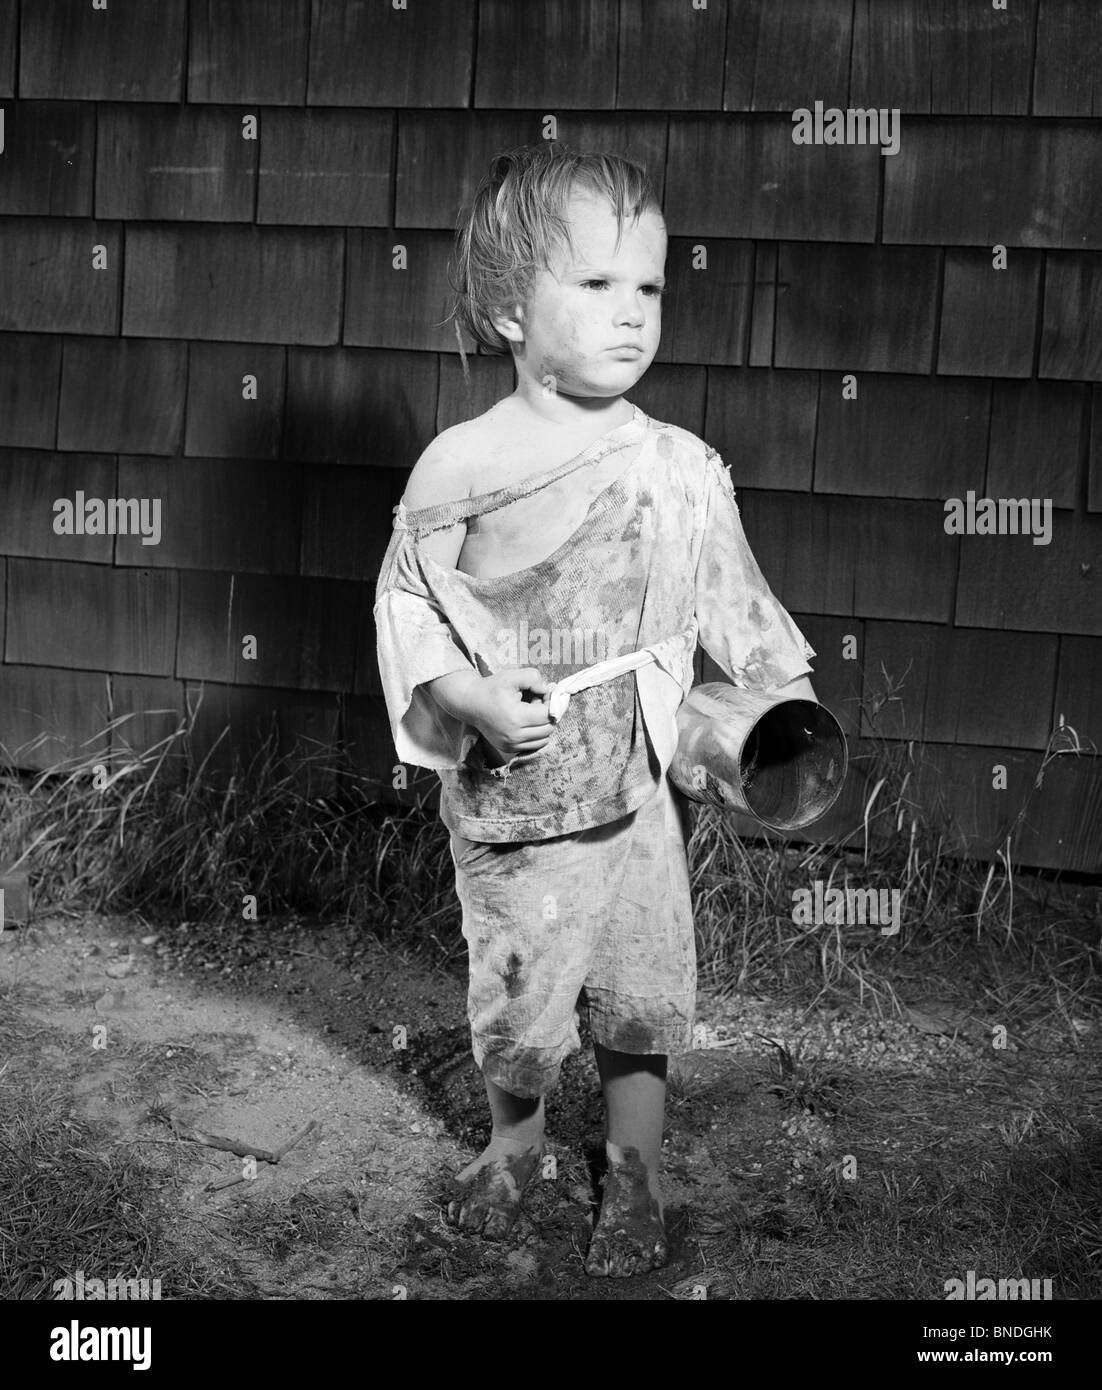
[446,142,661,387]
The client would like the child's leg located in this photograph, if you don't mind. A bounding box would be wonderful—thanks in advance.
[585,1044,668,1276]
[446,1074,545,1239]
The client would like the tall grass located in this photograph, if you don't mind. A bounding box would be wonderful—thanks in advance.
[0,676,1097,1013]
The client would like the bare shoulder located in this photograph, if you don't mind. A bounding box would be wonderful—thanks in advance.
[401,422,477,512]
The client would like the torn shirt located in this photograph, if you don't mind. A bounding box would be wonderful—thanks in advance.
[373,404,816,843]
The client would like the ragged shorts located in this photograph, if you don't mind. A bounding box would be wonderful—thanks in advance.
[447,774,697,1099]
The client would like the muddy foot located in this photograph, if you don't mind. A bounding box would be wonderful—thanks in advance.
[445,1137,543,1240]
[585,1146,668,1277]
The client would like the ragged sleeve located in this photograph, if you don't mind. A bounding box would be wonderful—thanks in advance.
[372,522,482,771]
[692,447,816,691]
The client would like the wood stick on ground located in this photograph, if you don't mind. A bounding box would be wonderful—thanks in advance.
[169,1115,279,1164]
[198,1119,319,1193]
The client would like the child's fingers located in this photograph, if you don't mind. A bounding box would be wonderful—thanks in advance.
[503,665,549,696]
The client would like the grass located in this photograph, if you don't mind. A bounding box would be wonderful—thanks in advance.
[0,672,1099,1300]
[0,675,1097,1014]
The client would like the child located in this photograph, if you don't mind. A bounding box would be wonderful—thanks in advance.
[374,144,817,1277]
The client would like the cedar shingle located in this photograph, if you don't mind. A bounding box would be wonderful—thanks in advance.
[189,0,309,105]
[747,243,778,367]
[396,112,667,230]
[0,0,15,97]
[0,449,115,562]
[109,674,187,781]
[851,0,1035,114]
[20,0,186,101]
[258,109,392,226]
[345,229,478,354]
[1039,253,1102,381]
[182,679,340,796]
[862,621,1058,747]
[122,225,343,344]
[653,238,753,366]
[1010,754,1102,872]
[627,365,706,440]
[956,510,1101,635]
[97,104,254,222]
[115,456,303,574]
[884,120,1102,250]
[308,0,474,108]
[0,663,111,768]
[705,365,818,491]
[908,745,1044,858]
[177,570,361,691]
[437,353,517,431]
[184,343,286,460]
[474,0,618,109]
[283,347,438,468]
[0,217,120,335]
[1033,0,1102,117]
[815,374,989,499]
[344,694,441,812]
[725,0,851,112]
[666,116,879,241]
[988,380,1083,509]
[618,0,727,110]
[58,338,186,454]
[6,558,176,675]
[0,101,92,215]
[775,243,939,374]
[906,742,1101,872]
[0,333,62,448]
[301,465,397,582]
[738,493,958,622]
[1054,635,1102,748]
[397,112,537,230]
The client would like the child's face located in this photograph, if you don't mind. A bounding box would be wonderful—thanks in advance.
[505,192,667,402]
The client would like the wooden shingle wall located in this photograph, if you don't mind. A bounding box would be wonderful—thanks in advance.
[0,0,1099,870]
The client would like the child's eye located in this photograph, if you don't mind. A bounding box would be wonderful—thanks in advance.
[579,280,666,297]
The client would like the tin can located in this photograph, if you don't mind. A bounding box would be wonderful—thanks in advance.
[667,683,848,831]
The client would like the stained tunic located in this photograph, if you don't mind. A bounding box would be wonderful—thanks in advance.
[373,405,816,843]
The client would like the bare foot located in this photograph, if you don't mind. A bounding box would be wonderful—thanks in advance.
[445,1135,543,1240]
[585,1145,668,1277]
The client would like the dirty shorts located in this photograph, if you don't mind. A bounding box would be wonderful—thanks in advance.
[447,774,697,1099]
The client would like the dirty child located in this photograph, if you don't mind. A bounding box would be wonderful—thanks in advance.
[374,144,817,1276]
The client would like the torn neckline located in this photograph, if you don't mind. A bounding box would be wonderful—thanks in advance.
[395,403,651,533]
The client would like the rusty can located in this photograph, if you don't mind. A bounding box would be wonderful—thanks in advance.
[667,683,848,831]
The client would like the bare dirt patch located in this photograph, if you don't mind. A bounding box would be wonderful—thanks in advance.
[3,907,1100,1300]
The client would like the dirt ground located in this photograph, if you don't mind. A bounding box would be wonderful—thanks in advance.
[4,904,1100,1301]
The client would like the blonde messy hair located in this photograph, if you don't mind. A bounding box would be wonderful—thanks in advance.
[446,142,661,386]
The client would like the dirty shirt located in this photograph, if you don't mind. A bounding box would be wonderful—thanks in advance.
[373,405,816,843]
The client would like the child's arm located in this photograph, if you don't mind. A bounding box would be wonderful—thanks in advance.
[374,442,557,770]
[692,447,817,695]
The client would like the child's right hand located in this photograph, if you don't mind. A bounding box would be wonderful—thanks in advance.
[471,667,558,764]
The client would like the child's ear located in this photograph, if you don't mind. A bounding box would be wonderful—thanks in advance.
[490,301,526,346]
